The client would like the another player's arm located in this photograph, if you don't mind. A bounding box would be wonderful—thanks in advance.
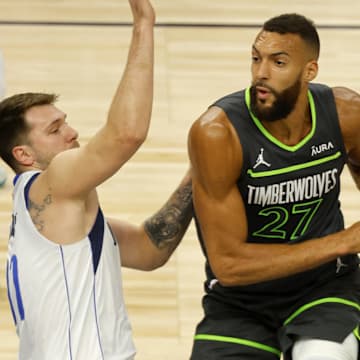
[188,107,360,286]
[333,86,360,190]
[108,170,193,270]
[45,0,155,197]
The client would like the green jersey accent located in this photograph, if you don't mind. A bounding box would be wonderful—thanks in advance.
[225,83,346,245]
[194,334,281,357]
[247,151,341,178]
[245,87,317,152]
[284,297,360,326]
[193,83,359,297]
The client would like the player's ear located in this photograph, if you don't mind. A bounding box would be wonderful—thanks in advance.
[12,145,35,167]
[304,60,318,82]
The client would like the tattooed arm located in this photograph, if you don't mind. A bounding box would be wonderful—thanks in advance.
[107,170,193,270]
[28,194,52,232]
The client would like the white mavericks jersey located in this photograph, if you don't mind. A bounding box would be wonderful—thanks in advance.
[6,171,136,360]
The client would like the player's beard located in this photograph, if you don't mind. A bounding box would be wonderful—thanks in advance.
[250,76,302,122]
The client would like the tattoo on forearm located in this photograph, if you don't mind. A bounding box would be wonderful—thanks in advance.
[28,194,52,232]
[144,183,193,249]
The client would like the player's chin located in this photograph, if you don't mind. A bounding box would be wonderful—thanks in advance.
[257,98,274,110]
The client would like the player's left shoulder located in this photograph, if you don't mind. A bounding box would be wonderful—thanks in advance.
[332,86,360,110]
[331,86,360,144]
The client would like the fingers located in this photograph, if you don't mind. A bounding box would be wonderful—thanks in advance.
[128,0,155,26]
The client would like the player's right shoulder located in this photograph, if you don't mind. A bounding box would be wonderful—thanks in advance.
[188,106,242,194]
[188,106,242,174]
[190,106,234,144]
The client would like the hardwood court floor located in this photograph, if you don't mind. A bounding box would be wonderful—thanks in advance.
[0,1,359,359]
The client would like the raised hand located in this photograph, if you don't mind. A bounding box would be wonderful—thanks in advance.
[128,0,155,26]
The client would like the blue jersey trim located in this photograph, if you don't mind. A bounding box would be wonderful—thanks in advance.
[9,255,25,321]
[89,209,105,357]
[13,174,20,186]
[89,209,104,274]
[24,173,40,209]
[6,259,17,325]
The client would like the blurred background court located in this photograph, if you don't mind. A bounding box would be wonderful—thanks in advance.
[0,1,359,359]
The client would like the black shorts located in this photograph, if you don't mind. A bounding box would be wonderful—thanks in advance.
[190,268,360,360]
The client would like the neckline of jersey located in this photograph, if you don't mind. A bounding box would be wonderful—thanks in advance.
[245,87,316,153]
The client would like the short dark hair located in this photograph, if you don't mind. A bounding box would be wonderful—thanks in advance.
[0,92,58,171]
[263,13,320,59]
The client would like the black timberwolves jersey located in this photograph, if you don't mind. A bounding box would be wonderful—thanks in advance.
[222,83,345,244]
[195,83,359,296]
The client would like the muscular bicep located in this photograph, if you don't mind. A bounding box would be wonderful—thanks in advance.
[193,180,248,251]
[188,108,248,281]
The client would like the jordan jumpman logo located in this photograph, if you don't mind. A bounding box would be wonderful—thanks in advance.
[253,148,271,169]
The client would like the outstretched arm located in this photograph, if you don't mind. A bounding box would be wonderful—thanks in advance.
[46,0,155,198]
[189,106,360,286]
[108,170,193,270]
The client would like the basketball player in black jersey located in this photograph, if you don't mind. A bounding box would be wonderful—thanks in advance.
[189,13,360,360]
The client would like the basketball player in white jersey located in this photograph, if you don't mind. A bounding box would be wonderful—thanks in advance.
[0,1,193,359]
